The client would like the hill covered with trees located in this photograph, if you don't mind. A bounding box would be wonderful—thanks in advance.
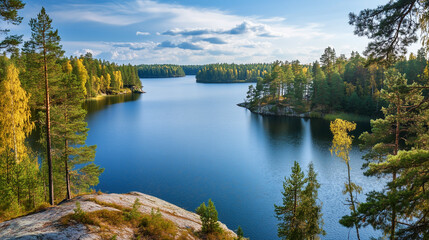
[243,47,428,119]
[196,63,271,83]
[180,65,204,75]
[136,64,185,78]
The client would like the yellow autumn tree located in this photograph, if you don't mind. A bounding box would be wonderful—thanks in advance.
[105,72,111,90]
[92,75,101,94]
[112,70,123,90]
[73,58,89,96]
[0,63,34,164]
[330,119,362,240]
[63,60,72,74]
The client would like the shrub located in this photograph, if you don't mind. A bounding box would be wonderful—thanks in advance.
[196,199,221,234]
[309,111,322,118]
[124,198,141,221]
[236,226,244,239]
[61,201,96,226]
[137,209,177,240]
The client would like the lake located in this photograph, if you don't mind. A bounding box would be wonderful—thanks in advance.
[84,75,382,240]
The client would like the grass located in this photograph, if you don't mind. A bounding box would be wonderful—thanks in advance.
[87,198,126,211]
[136,209,178,240]
[0,202,52,223]
[309,111,322,118]
[323,112,371,122]
[61,199,198,240]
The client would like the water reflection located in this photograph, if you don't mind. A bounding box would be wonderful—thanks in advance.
[82,76,381,240]
[84,93,141,115]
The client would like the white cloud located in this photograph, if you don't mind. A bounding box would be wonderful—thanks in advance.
[136,31,150,36]
[50,0,344,64]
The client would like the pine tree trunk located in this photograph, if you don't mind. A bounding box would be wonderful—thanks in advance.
[65,138,71,200]
[43,30,54,206]
[347,161,360,240]
[390,98,400,240]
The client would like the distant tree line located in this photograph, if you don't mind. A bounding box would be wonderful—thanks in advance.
[137,64,185,78]
[180,65,204,75]
[136,63,272,83]
[245,47,428,117]
[196,63,271,83]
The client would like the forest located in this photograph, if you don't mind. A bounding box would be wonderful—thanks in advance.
[0,5,141,221]
[181,65,204,75]
[272,1,429,239]
[196,63,271,83]
[0,0,428,239]
[136,63,271,83]
[137,64,185,78]
[244,47,428,118]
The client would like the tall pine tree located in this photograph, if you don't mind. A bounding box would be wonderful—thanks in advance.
[274,161,324,240]
[51,60,103,200]
[23,7,64,205]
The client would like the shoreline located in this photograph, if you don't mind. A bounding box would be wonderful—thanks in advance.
[86,87,145,101]
[237,102,372,122]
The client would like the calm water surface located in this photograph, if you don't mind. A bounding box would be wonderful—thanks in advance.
[84,75,382,240]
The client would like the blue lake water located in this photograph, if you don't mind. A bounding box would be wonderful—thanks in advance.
[84,75,382,240]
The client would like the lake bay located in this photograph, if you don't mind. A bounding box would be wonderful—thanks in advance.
[84,75,381,240]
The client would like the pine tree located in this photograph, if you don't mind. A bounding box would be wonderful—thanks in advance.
[368,150,429,239]
[274,162,325,240]
[51,60,103,200]
[274,161,306,240]
[0,0,25,53]
[303,163,325,239]
[196,199,221,234]
[236,226,244,240]
[349,0,429,64]
[358,69,428,239]
[23,7,64,205]
[330,119,361,240]
[320,47,336,74]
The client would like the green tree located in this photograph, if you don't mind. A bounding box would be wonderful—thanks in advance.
[274,162,325,240]
[51,60,103,200]
[274,161,306,240]
[196,199,221,234]
[23,7,64,205]
[364,150,428,239]
[349,0,429,64]
[330,119,361,240]
[236,226,244,240]
[0,0,25,53]
[358,69,428,239]
[303,163,325,239]
[320,47,336,74]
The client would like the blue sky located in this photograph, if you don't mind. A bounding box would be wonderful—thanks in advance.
[3,0,421,64]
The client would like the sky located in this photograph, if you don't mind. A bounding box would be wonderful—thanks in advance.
[2,0,423,64]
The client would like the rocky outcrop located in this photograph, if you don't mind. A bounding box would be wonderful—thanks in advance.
[238,102,310,117]
[0,192,237,240]
[130,86,145,94]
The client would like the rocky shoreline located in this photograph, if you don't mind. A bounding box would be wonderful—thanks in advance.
[237,102,310,118]
[0,192,237,240]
